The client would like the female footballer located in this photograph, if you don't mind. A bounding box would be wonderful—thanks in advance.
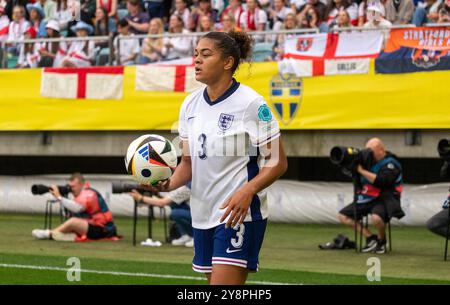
[155,31,288,285]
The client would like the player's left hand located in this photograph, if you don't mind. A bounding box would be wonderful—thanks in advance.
[220,187,254,229]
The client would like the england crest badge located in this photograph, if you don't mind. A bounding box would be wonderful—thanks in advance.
[218,113,234,132]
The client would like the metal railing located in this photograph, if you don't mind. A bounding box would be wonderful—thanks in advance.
[1,35,112,68]
[1,23,449,68]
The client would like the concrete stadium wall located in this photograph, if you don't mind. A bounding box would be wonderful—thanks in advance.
[0,130,448,158]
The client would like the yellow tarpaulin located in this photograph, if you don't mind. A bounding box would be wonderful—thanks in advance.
[0,61,449,130]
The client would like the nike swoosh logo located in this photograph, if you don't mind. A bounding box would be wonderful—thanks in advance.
[226,248,242,254]
[188,116,196,120]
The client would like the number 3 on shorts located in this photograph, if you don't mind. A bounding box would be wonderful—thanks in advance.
[231,223,245,248]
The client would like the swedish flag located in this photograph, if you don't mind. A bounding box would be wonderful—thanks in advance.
[269,74,302,125]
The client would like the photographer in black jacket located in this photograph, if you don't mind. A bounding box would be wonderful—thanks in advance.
[426,140,450,238]
[338,138,405,254]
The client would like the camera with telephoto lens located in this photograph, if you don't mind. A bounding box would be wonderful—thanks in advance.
[330,146,374,174]
[31,184,71,196]
[438,139,450,178]
[112,181,155,195]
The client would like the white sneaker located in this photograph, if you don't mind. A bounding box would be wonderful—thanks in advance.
[32,229,51,240]
[184,239,194,248]
[171,234,192,246]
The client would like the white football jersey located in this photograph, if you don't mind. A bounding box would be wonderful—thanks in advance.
[178,79,280,229]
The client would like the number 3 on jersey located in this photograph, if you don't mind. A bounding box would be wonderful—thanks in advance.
[198,133,207,160]
[231,223,245,248]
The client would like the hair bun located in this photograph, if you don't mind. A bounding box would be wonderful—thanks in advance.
[227,31,253,62]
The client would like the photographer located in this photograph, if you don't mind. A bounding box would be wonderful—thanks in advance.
[129,183,193,247]
[337,138,405,254]
[427,141,450,238]
[426,193,450,238]
[32,173,118,242]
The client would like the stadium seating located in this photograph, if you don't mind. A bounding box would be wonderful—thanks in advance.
[252,42,274,62]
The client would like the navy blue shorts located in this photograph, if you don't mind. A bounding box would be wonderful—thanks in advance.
[192,219,267,273]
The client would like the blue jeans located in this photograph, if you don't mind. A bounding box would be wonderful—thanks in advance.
[412,7,428,26]
[170,203,192,237]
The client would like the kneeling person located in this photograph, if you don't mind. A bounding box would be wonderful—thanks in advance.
[32,173,117,241]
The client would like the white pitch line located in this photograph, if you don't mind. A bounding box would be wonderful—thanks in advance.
[0,263,296,285]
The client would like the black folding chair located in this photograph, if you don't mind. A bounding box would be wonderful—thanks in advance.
[132,199,169,246]
[354,204,392,253]
[44,199,68,230]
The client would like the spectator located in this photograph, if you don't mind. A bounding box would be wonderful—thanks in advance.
[94,7,116,35]
[272,12,297,61]
[190,0,218,31]
[257,0,271,10]
[61,21,95,67]
[94,7,116,53]
[0,1,10,43]
[129,183,193,247]
[172,0,191,28]
[7,5,30,56]
[32,173,118,242]
[54,0,73,32]
[125,0,150,34]
[199,14,214,31]
[412,0,441,25]
[80,0,96,21]
[327,0,358,26]
[37,0,57,22]
[296,0,327,27]
[239,0,268,31]
[384,0,415,24]
[138,17,164,64]
[217,12,239,31]
[291,0,307,13]
[37,19,67,67]
[17,26,39,68]
[364,2,392,27]
[212,0,224,16]
[113,18,140,65]
[299,5,328,31]
[333,8,353,27]
[66,0,96,37]
[268,0,293,31]
[437,0,450,22]
[163,13,192,60]
[358,0,386,26]
[26,3,47,38]
[96,0,118,19]
[220,0,244,29]
[143,0,165,20]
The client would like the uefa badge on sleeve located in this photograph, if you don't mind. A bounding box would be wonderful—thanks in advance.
[258,104,273,122]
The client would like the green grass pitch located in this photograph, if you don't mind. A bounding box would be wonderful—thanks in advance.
[1,213,450,285]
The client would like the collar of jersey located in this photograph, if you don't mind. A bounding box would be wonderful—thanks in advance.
[203,78,240,106]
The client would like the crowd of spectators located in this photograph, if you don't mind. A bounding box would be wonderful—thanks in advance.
[0,0,449,67]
